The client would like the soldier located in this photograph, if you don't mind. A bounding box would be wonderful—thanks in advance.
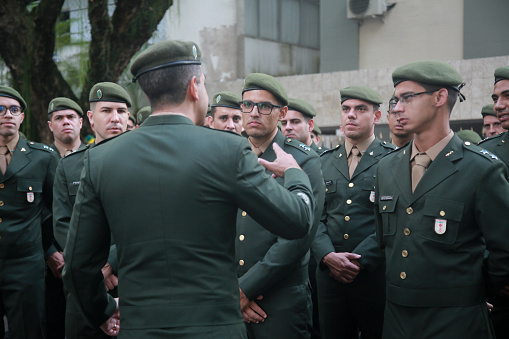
[481,104,505,138]
[63,40,315,338]
[236,73,325,338]
[136,105,151,126]
[208,91,243,135]
[0,86,59,338]
[312,86,394,339]
[387,94,414,148]
[375,60,509,338]
[54,82,131,339]
[311,125,322,144]
[47,97,86,158]
[127,112,136,130]
[477,65,509,339]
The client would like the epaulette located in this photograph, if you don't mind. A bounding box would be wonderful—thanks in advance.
[28,141,55,153]
[320,144,340,157]
[462,141,499,161]
[381,140,396,150]
[284,137,312,154]
[478,131,505,145]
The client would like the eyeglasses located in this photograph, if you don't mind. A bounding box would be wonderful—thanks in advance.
[0,105,23,116]
[389,90,438,110]
[240,101,281,115]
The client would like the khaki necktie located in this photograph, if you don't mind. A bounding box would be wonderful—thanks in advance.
[0,146,9,175]
[412,153,432,192]
[349,146,361,178]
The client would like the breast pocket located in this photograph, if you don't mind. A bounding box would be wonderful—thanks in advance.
[359,176,376,208]
[419,198,463,244]
[15,179,43,206]
[324,179,339,210]
[379,196,398,236]
[67,181,80,197]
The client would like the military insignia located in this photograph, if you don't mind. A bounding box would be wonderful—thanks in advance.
[403,150,406,154]
[27,192,34,203]
[97,89,102,99]
[192,45,198,59]
[339,153,343,157]
[380,196,393,201]
[50,103,54,111]
[445,151,454,157]
[370,191,375,203]
[138,113,142,121]
[297,192,310,205]
[369,151,373,156]
[325,180,333,186]
[480,149,498,160]
[21,148,26,152]
[299,143,311,151]
[216,95,221,104]
[435,219,446,234]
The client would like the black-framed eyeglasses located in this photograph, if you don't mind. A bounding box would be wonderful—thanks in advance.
[0,105,23,116]
[389,90,438,110]
[240,101,281,115]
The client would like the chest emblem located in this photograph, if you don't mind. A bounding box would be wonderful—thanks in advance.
[435,219,447,234]
[27,192,34,203]
[370,191,375,203]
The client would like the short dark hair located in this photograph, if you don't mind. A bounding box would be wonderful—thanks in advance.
[420,83,458,113]
[138,64,202,110]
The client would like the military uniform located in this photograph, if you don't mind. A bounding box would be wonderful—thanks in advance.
[0,137,58,338]
[50,142,86,160]
[310,141,327,155]
[312,138,394,338]
[236,130,325,339]
[479,131,509,165]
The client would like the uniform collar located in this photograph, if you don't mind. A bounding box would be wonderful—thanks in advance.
[411,130,454,162]
[345,134,375,157]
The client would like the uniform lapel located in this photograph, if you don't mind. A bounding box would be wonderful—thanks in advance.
[391,143,412,205]
[351,138,380,180]
[1,138,31,183]
[259,130,282,164]
[331,145,349,180]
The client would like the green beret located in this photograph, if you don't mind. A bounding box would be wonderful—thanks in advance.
[242,73,289,106]
[0,85,27,111]
[48,97,83,116]
[494,66,509,84]
[340,86,383,105]
[211,91,241,109]
[456,130,481,144]
[481,104,496,118]
[392,60,463,88]
[131,40,201,81]
[288,98,316,118]
[312,125,322,135]
[128,112,136,123]
[136,106,151,125]
[89,82,132,107]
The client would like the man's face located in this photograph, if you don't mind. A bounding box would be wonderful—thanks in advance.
[492,79,509,130]
[242,90,286,139]
[87,101,129,143]
[392,81,436,135]
[386,108,411,138]
[127,119,135,131]
[48,109,83,144]
[341,98,380,142]
[209,107,243,134]
[0,96,24,140]
[483,115,505,138]
[281,110,313,145]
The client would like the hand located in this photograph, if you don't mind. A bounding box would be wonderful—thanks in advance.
[323,252,362,283]
[47,251,65,279]
[258,143,301,178]
[100,298,120,336]
[102,263,118,291]
[498,284,509,298]
[239,288,266,323]
[487,302,494,311]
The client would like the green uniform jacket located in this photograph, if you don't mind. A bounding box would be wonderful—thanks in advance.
[375,135,509,309]
[312,138,394,271]
[0,137,58,257]
[478,131,509,166]
[310,141,328,155]
[236,131,325,300]
[63,115,315,331]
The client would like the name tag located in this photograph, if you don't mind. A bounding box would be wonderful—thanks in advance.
[380,196,393,201]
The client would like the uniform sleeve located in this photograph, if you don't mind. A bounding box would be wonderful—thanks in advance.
[234,141,315,240]
[53,159,73,250]
[62,151,117,328]
[239,152,325,299]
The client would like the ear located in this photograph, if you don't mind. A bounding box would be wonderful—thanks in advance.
[373,110,382,125]
[47,120,53,132]
[78,117,83,129]
[278,106,288,121]
[207,115,214,128]
[20,112,24,124]
[188,76,199,102]
[308,119,315,133]
[435,88,449,107]
[87,110,94,127]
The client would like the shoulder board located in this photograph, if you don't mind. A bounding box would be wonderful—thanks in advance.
[478,132,505,145]
[284,138,312,154]
[28,141,55,153]
[462,141,499,161]
[319,144,340,157]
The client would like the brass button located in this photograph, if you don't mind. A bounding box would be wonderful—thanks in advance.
[345,216,350,222]
[242,211,247,217]
[346,199,352,205]
[30,142,34,144]
[402,250,408,258]
[464,141,471,146]
[239,260,245,266]
[404,228,411,236]
[0,183,4,188]
[29,186,33,191]
[406,207,413,215]
[0,201,4,206]
[344,234,349,240]
[348,183,354,188]
[400,272,407,279]
[239,235,245,241]
[325,188,328,193]
[383,206,387,211]
[440,210,445,217]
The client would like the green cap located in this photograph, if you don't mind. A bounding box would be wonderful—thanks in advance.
[340,86,383,105]
[494,66,509,84]
[392,60,463,87]
[0,86,27,111]
[48,97,83,116]
[481,104,496,118]
[288,98,317,118]
[211,91,241,109]
[128,112,136,123]
[136,106,151,125]
[456,130,481,144]
[89,82,132,107]
[242,73,289,106]
[131,40,201,81]
[312,125,322,135]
